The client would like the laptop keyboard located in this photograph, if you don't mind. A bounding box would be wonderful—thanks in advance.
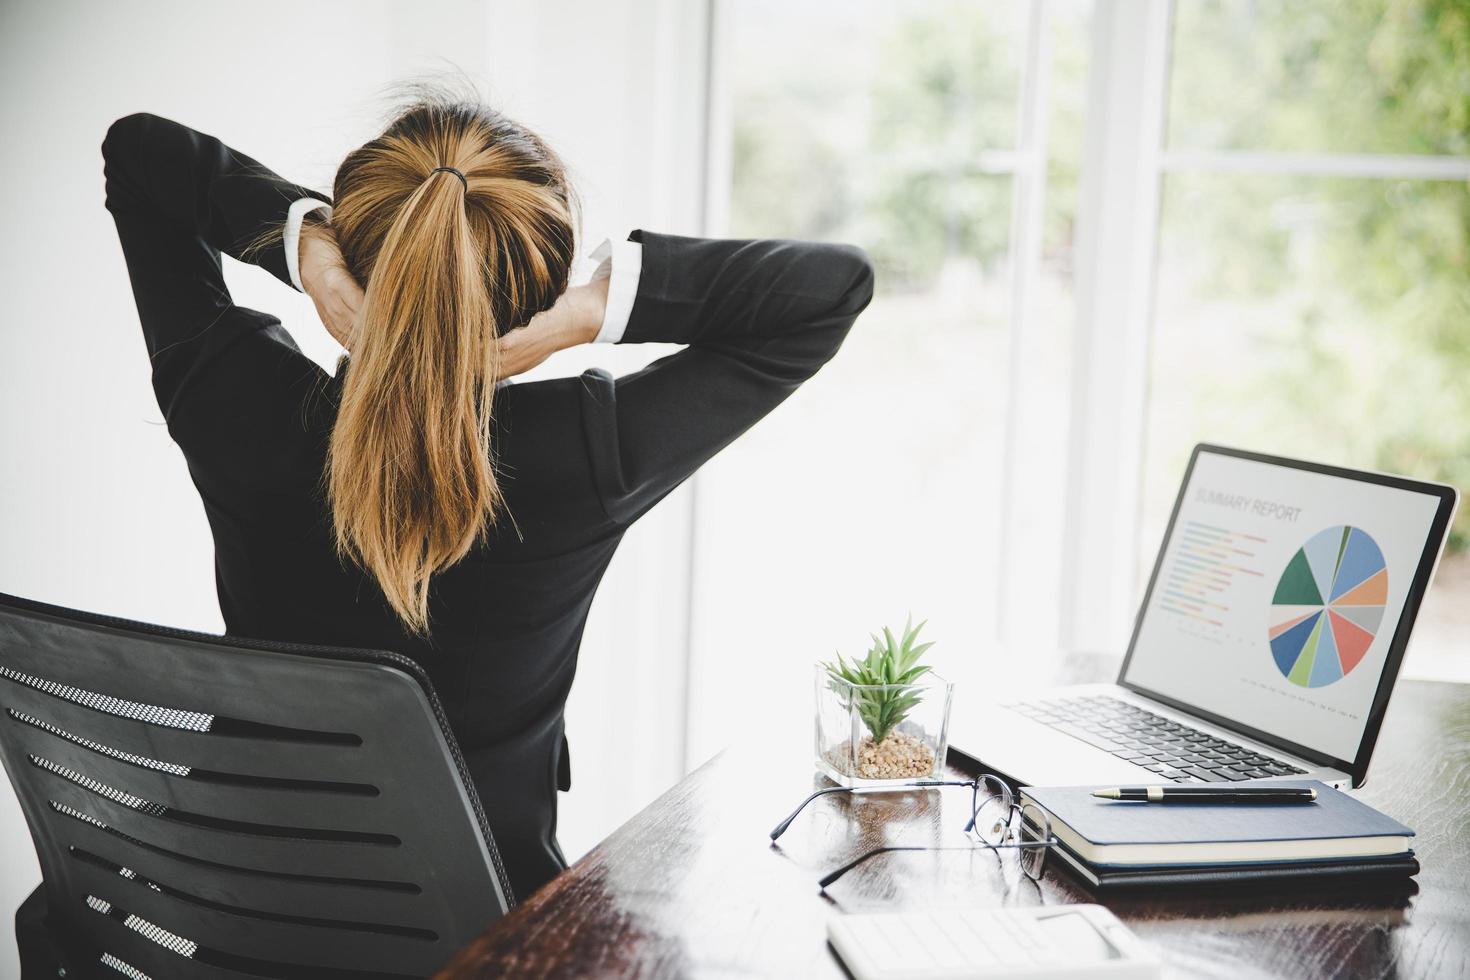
[1010,695,1308,782]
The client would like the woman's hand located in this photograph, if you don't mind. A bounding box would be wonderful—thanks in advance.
[299,221,364,350]
[496,278,609,378]
[299,219,609,371]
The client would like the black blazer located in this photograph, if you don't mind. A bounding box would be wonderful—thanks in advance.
[100,112,873,896]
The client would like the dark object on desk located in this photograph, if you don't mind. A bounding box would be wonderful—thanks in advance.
[438,653,1469,979]
[0,592,511,980]
[1093,785,1318,803]
[1025,781,1413,868]
[1044,842,1420,894]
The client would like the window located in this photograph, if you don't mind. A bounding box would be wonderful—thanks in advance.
[691,0,1467,760]
[1143,0,1470,680]
[688,0,1092,759]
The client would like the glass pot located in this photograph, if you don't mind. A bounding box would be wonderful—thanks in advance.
[814,664,954,787]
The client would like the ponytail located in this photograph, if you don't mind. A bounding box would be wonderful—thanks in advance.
[324,97,575,633]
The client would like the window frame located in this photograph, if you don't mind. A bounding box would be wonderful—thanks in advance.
[1063,0,1470,653]
[701,0,1065,663]
[700,0,1470,679]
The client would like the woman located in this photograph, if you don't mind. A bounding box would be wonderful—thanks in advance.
[101,90,873,900]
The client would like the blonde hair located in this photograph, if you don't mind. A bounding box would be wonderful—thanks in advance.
[324,95,576,633]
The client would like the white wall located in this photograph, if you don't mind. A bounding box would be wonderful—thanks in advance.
[0,2,708,974]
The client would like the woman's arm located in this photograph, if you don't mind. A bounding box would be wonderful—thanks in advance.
[103,113,329,293]
[102,113,329,418]
[584,230,875,525]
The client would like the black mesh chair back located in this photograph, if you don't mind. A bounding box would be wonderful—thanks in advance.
[0,592,513,980]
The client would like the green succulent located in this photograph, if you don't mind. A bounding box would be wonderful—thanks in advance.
[822,616,934,745]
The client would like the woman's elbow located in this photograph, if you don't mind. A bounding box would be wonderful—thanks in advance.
[834,243,876,317]
[798,242,875,374]
[795,241,875,321]
[102,112,154,163]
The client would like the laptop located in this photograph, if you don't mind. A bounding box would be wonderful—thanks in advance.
[953,444,1458,791]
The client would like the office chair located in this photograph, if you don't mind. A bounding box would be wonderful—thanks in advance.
[0,592,514,980]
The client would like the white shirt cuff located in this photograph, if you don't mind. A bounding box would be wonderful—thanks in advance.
[587,236,643,344]
[284,197,334,292]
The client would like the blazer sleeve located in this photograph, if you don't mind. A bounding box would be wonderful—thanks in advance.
[101,113,330,421]
[578,230,875,525]
[102,112,330,293]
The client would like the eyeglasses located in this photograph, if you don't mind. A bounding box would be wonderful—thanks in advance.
[770,775,1057,892]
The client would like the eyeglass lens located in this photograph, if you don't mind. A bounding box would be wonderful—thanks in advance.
[969,775,1014,845]
[970,791,1052,881]
[1017,802,1050,880]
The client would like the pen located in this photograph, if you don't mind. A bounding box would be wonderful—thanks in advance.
[1092,785,1318,803]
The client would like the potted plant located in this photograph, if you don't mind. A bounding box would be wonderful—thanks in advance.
[816,617,953,786]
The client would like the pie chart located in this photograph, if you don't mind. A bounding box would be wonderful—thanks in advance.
[1268,525,1387,688]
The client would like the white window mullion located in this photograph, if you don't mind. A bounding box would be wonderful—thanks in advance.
[994,1,1056,649]
[1161,149,1470,182]
[681,0,727,772]
[698,0,732,239]
[1058,0,1174,655]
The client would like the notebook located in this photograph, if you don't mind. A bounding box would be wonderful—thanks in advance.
[1021,781,1414,868]
[1043,843,1420,893]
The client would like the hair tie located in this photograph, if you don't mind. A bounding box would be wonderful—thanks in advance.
[428,166,467,191]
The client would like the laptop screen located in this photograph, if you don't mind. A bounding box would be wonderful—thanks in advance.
[1121,447,1452,766]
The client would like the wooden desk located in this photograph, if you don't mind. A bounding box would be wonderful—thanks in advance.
[439,662,1470,979]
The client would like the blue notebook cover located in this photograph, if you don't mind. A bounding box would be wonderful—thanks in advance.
[1023,780,1414,868]
[1045,840,1420,893]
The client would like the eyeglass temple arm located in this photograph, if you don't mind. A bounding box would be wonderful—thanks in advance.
[823,838,1054,892]
[769,786,855,840]
[818,846,933,891]
[770,779,979,841]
